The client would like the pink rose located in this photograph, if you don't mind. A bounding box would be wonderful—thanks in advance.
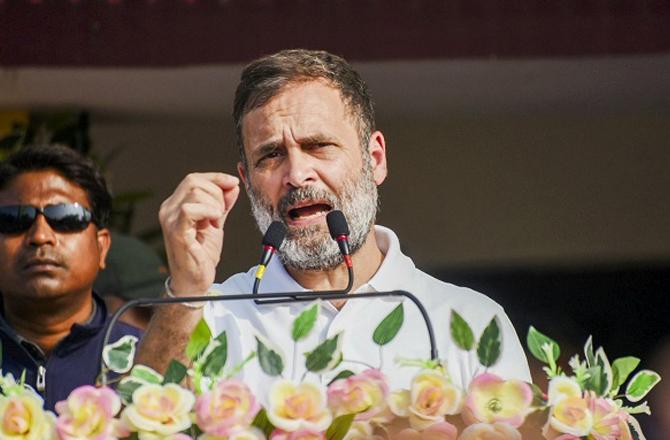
[327,369,390,421]
[462,373,533,428]
[195,379,260,436]
[55,385,120,440]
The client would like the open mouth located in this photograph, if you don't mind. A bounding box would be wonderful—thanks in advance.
[287,203,332,221]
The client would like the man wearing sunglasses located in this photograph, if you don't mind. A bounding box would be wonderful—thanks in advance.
[0,144,141,410]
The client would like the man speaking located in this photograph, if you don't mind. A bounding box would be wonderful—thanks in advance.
[138,50,530,391]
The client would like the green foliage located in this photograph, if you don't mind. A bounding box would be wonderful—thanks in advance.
[102,335,138,374]
[527,326,560,364]
[326,414,355,440]
[163,360,188,384]
[626,370,661,402]
[450,310,475,351]
[252,409,275,438]
[201,332,228,377]
[256,337,284,377]
[186,319,213,362]
[130,365,163,384]
[372,304,404,346]
[612,357,641,393]
[305,334,341,373]
[477,318,501,367]
[594,348,613,396]
[292,302,320,342]
[328,370,355,386]
[116,377,144,405]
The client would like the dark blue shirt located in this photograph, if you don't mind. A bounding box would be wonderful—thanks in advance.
[0,293,141,411]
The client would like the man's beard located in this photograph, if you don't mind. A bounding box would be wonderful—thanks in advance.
[247,164,378,271]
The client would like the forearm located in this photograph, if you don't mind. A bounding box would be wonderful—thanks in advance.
[135,304,203,372]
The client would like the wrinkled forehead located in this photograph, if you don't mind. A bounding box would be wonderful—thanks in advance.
[240,79,362,150]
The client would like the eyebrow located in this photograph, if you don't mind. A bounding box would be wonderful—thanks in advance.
[253,133,335,158]
[253,141,283,160]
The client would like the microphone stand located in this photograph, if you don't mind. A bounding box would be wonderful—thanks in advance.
[253,265,354,304]
[99,288,438,386]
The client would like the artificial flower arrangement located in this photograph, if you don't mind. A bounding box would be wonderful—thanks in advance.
[0,300,661,440]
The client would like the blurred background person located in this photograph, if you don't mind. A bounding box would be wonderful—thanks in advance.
[94,232,167,330]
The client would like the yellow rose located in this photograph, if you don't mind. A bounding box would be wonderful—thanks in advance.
[548,396,592,437]
[390,370,462,431]
[547,376,582,406]
[0,392,57,440]
[267,380,332,433]
[462,373,533,428]
[121,383,195,436]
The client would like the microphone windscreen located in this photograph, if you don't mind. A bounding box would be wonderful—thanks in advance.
[262,221,287,248]
[326,210,350,239]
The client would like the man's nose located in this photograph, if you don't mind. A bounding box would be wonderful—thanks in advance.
[26,214,57,246]
[283,149,317,188]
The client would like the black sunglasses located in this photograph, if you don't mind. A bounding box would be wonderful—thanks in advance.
[0,203,94,234]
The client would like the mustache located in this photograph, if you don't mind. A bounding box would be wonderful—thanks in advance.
[18,250,65,268]
[278,186,339,219]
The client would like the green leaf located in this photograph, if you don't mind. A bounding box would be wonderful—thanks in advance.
[252,408,274,438]
[627,414,645,440]
[186,319,213,362]
[116,377,144,404]
[163,360,188,384]
[102,335,138,373]
[477,318,501,367]
[450,310,475,351]
[130,365,163,384]
[305,334,341,373]
[326,413,355,440]
[372,304,404,346]
[612,357,641,390]
[292,302,320,342]
[626,402,651,415]
[583,365,604,395]
[256,337,284,377]
[626,370,661,403]
[527,326,560,364]
[584,336,595,367]
[202,332,228,377]
[595,348,613,396]
[328,370,355,386]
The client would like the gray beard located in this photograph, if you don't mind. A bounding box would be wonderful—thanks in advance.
[247,164,378,271]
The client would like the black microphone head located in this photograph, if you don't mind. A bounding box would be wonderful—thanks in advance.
[262,221,287,249]
[326,210,350,239]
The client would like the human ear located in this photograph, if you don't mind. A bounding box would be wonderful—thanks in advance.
[367,131,388,185]
[237,161,249,190]
[96,228,111,270]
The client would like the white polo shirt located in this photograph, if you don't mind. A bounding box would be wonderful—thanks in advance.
[204,226,530,399]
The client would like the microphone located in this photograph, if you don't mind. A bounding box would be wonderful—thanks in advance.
[254,210,355,304]
[253,221,287,295]
[326,210,352,269]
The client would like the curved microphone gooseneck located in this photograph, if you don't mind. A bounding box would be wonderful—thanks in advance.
[99,210,438,385]
[99,289,438,386]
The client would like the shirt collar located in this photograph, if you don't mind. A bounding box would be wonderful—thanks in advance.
[258,225,416,297]
[361,225,417,294]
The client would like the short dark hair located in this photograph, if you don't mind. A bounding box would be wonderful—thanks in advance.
[0,145,112,228]
[233,49,376,169]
